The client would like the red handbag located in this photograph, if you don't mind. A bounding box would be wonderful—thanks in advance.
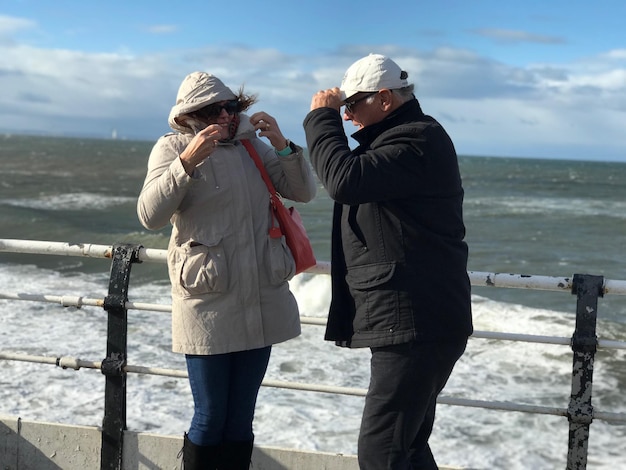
[242,139,316,274]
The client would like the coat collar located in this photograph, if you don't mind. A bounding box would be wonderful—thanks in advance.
[351,99,425,146]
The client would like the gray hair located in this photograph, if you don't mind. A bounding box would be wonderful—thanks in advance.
[365,84,415,105]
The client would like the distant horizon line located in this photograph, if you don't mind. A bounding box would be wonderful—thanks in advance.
[2,129,624,165]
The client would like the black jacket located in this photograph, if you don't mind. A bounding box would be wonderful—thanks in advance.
[303,99,473,348]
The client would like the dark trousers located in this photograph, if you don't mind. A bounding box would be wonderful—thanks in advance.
[358,338,467,470]
[185,346,271,446]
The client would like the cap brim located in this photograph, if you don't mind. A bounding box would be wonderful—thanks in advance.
[340,88,361,103]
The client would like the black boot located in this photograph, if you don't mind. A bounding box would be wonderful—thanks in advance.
[217,439,254,470]
[180,433,220,470]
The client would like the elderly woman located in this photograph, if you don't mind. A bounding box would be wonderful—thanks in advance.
[137,71,316,469]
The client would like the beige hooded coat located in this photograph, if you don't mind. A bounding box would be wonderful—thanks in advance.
[137,72,317,355]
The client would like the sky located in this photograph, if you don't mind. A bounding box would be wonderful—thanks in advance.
[1,1,625,161]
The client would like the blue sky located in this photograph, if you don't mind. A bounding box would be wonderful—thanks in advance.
[1,1,625,161]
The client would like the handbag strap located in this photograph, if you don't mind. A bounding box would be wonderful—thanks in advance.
[242,139,284,238]
[241,139,278,198]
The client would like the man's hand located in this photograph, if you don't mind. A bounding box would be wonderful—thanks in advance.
[310,87,343,112]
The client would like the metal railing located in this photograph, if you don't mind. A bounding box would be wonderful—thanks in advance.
[1,239,626,470]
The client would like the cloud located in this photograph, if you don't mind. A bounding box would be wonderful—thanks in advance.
[602,49,626,61]
[403,48,540,100]
[471,28,566,45]
[0,20,624,160]
[0,15,37,46]
[529,50,626,113]
[0,15,36,35]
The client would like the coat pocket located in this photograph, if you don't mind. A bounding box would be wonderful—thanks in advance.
[172,240,228,296]
[266,234,296,284]
[345,262,398,332]
[345,262,396,289]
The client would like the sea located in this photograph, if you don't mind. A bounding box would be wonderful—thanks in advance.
[1,134,625,469]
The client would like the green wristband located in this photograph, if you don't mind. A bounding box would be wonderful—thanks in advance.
[276,140,293,156]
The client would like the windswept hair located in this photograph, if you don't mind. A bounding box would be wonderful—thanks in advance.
[234,86,258,113]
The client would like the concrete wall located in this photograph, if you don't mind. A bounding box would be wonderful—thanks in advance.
[0,414,359,470]
[1,414,465,469]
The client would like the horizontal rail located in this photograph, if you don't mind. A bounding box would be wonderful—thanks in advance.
[437,396,626,424]
[0,238,327,272]
[2,351,625,426]
[2,237,626,470]
[3,288,626,352]
[469,271,572,291]
[472,330,626,350]
[3,238,626,294]
[2,291,625,350]
[0,239,166,263]
[470,272,626,295]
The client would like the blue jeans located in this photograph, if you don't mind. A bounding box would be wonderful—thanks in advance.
[185,346,271,446]
[358,338,468,470]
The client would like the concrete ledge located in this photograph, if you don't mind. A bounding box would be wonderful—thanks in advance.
[252,446,358,470]
[0,415,358,470]
[1,415,100,469]
[1,414,464,469]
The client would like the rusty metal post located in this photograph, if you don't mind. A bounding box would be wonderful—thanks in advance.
[566,274,603,470]
[100,244,142,470]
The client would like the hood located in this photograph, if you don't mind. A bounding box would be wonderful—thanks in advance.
[168,72,237,133]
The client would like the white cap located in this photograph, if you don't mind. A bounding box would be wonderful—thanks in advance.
[340,54,409,101]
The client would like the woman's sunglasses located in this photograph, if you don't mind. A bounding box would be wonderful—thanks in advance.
[195,100,240,119]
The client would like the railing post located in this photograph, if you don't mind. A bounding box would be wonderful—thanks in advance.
[566,273,603,470]
[100,244,142,470]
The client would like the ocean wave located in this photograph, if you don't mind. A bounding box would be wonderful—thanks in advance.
[1,261,625,469]
[1,192,136,211]
[467,196,626,218]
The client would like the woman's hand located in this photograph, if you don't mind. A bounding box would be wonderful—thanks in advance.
[179,124,222,175]
[250,112,289,151]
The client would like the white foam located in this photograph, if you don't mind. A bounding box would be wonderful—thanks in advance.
[1,192,135,211]
[0,264,624,469]
[468,196,626,219]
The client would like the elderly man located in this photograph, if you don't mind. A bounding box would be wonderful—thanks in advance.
[303,54,473,469]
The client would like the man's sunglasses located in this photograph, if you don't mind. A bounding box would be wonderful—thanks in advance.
[344,92,378,113]
[195,100,240,119]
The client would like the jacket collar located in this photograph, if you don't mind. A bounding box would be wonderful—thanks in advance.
[351,99,425,145]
